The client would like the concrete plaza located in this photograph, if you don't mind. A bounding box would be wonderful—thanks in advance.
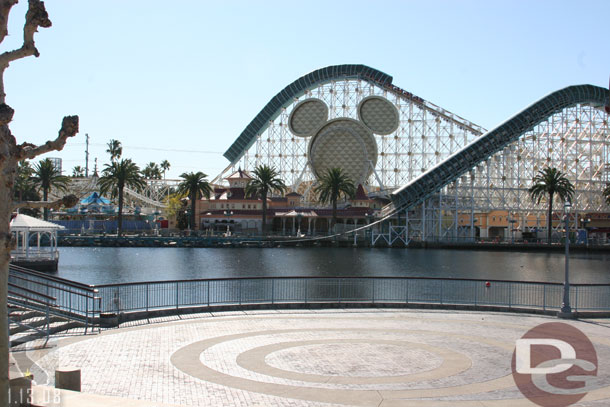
[11,309,610,406]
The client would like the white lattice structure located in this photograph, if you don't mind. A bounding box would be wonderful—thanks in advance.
[217,76,485,201]
[400,104,609,242]
[218,66,609,243]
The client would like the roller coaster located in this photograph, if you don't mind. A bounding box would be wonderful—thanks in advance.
[52,65,610,244]
[219,64,610,243]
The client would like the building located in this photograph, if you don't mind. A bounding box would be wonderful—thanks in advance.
[195,169,374,235]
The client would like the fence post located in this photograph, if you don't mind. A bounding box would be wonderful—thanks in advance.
[405,279,409,304]
[304,279,308,304]
[574,286,578,313]
[474,282,477,306]
[543,285,546,311]
[338,278,341,304]
[508,283,512,309]
[271,279,275,305]
[239,279,242,305]
[207,281,210,307]
[440,280,443,305]
[176,282,179,310]
[146,283,149,313]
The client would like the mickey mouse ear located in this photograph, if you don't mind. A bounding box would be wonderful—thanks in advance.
[289,98,329,137]
[357,96,399,135]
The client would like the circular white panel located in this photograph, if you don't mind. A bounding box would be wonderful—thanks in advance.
[288,98,329,138]
[358,96,399,135]
[308,118,377,185]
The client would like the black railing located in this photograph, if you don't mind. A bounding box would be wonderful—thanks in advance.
[95,276,610,315]
[8,265,101,332]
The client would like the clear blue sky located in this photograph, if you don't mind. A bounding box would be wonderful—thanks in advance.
[3,0,609,179]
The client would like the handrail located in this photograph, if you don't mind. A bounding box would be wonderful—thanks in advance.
[8,291,56,307]
[9,274,97,298]
[9,264,96,292]
[93,275,610,288]
[8,282,56,302]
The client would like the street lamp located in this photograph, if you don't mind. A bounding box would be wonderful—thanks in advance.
[295,213,302,237]
[581,216,591,246]
[224,210,233,236]
[559,200,574,319]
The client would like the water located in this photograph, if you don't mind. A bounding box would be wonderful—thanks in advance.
[56,247,610,285]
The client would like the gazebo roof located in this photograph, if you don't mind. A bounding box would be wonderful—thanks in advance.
[10,214,65,231]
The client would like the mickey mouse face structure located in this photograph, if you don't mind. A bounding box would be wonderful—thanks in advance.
[288,96,399,185]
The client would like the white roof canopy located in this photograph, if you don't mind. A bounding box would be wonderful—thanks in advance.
[10,214,65,232]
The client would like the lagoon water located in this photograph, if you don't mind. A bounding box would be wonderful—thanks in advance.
[56,247,610,285]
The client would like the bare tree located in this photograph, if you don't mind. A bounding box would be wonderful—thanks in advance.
[0,1,79,403]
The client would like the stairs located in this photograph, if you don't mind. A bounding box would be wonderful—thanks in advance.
[8,265,101,348]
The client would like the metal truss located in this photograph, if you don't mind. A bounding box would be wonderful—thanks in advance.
[396,103,610,242]
[216,78,485,200]
[50,178,180,211]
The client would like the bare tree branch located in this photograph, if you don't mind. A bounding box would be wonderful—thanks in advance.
[0,1,18,45]
[16,115,79,159]
[12,194,78,211]
[0,0,51,103]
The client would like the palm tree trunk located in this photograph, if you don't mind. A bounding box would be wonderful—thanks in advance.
[547,192,554,245]
[118,187,124,236]
[190,193,196,231]
[43,187,49,220]
[261,190,267,236]
[332,199,337,234]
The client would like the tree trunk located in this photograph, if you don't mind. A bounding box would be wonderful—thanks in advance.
[0,154,16,407]
[261,189,267,236]
[118,187,124,236]
[190,193,196,231]
[547,192,554,245]
[43,187,49,220]
[331,199,337,234]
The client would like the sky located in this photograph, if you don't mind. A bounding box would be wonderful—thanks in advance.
[3,0,609,179]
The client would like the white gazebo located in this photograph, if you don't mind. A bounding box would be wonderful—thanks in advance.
[10,214,64,272]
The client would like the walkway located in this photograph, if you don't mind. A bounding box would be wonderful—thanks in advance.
[12,309,610,406]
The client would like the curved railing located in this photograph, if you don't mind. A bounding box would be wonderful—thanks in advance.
[95,276,610,317]
[388,84,610,215]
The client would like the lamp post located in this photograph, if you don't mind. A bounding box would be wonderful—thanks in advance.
[580,216,591,246]
[295,213,302,237]
[559,200,574,319]
[224,210,233,236]
[508,217,517,244]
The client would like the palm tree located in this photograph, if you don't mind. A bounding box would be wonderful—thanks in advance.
[30,158,70,220]
[143,162,162,179]
[106,139,122,162]
[160,160,171,179]
[314,167,356,233]
[71,165,85,177]
[528,167,575,244]
[14,160,35,202]
[603,183,610,206]
[98,159,146,236]
[177,172,212,231]
[245,165,286,235]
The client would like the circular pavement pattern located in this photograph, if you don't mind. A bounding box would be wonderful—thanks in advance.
[29,310,610,407]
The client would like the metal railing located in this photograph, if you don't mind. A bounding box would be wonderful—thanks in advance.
[8,265,101,332]
[95,276,610,315]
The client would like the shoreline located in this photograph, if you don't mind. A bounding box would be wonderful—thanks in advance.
[58,235,610,253]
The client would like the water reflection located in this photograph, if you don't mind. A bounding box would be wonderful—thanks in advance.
[57,247,610,285]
